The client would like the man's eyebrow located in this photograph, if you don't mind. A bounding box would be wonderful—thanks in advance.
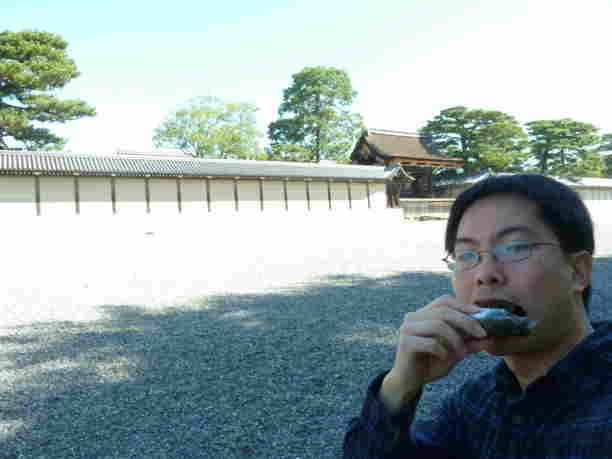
[455,225,539,246]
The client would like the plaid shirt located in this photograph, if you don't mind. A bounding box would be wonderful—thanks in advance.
[343,321,612,459]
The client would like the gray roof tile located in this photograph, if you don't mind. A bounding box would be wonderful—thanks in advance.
[0,151,386,181]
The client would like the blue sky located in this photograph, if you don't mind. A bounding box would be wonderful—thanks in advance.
[4,0,612,153]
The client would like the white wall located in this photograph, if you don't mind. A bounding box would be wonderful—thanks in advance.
[580,188,612,218]
[286,181,308,212]
[115,178,147,215]
[181,178,207,215]
[0,175,388,218]
[79,177,112,216]
[0,176,36,217]
[309,181,330,212]
[370,183,387,209]
[330,182,349,211]
[237,180,261,213]
[262,181,286,212]
[149,178,179,215]
[40,177,75,217]
[351,182,369,211]
[209,179,235,213]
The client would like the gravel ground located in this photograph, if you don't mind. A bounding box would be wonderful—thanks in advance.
[1,212,612,458]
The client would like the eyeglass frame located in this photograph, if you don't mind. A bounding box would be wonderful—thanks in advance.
[442,241,561,272]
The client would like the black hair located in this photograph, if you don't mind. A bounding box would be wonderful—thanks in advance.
[445,174,595,311]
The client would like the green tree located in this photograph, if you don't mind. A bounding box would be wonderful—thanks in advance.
[419,106,528,178]
[597,132,612,176]
[600,133,612,152]
[153,96,263,159]
[0,30,96,150]
[268,66,363,162]
[525,119,603,176]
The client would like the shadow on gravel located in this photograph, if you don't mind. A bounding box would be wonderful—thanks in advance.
[1,258,611,459]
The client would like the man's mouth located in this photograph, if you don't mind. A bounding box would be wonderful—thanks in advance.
[474,300,527,317]
[471,300,536,337]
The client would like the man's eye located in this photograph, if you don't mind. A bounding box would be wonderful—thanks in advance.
[504,242,531,254]
[456,251,478,262]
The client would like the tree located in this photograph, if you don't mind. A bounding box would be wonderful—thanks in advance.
[0,30,96,150]
[419,106,528,178]
[153,96,263,159]
[600,133,612,152]
[597,133,612,176]
[525,119,603,176]
[268,66,363,162]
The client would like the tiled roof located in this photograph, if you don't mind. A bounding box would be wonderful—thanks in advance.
[0,151,386,182]
[356,129,463,165]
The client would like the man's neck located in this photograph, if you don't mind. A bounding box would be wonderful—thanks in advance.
[504,321,594,391]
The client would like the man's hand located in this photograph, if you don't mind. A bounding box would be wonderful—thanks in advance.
[380,296,489,415]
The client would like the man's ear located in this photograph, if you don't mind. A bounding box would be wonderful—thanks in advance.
[570,250,592,293]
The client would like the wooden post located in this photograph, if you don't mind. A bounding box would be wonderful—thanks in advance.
[34,173,41,216]
[144,176,151,214]
[305,179,311,211]
[366,181,372,209]
[233,177,239,212]
[283,179,289,211]
[258,178,264,212]
[74,175,80,215]
[347,180,353,210]
[205,177,211,212]
[110,176,117,215]
[177,176,183,213]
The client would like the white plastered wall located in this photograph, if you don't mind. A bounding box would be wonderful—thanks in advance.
[115,178,146,215]
[181,178,207,215]
[351,182,370,211]
[79,177,112,216]
[237,180,261,213]
[330,182,349,211]
[209,179,235,213]
[0,173,388,218]
[40,177,75,217]
[149,178,179,215]
[262,181,286,212]
[286,181,308,212]
[0,176,36,217]
[580,188,612,218]
[369,183,387,209]
[309,181,330,212]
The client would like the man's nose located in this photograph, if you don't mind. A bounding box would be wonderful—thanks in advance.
[475,252,506,285]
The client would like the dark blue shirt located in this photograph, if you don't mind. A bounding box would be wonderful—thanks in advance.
[343,321,612,458]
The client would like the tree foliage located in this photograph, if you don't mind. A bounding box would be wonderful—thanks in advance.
[0,30,96,150]
[419,106,528,178]
[600,133,612,152]
[268,66,363,162]
[153,96,263,159]
[525,119,602,176]
[597,133,612,177]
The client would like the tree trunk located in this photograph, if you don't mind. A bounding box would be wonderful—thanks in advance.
[540,149,548,174]
[315,126,321,162]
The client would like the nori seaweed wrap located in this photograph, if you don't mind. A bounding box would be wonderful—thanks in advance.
[472,307,536,337]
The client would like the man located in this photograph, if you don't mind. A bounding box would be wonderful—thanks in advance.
[343,174,612,458]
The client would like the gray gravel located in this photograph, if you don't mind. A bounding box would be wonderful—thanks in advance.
[1,213,611,458]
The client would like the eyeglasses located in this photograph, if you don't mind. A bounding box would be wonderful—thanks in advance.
[443,242,560,272]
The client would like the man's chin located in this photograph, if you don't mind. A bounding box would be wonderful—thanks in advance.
[479,336,530,356]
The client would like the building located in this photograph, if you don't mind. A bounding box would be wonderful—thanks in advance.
[350,129,463,206]
[0,150,388,218]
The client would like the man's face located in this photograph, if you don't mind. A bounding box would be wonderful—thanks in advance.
[451,193,590,356]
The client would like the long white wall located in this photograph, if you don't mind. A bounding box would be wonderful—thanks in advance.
[0,176,387,218]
